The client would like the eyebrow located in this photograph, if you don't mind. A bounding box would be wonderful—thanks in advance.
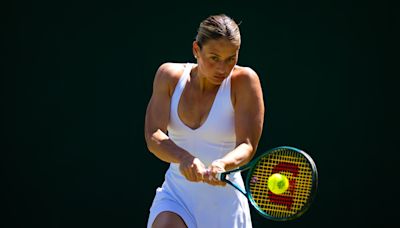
[209,52,236,58]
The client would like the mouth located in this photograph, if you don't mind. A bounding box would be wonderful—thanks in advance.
[214,74,226,80]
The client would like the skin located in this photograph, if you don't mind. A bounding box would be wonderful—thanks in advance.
[145,38,265,228]
[151,211,187,228]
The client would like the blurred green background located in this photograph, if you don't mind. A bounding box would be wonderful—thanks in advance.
[2,0,399,227]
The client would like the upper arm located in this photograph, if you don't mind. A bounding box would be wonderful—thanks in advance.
[144,63,176,140]
[232,68,265,153]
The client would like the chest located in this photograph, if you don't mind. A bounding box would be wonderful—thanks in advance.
[169,76,235,141]
[178,86,220,130]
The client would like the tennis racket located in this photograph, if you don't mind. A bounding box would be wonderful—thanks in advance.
[216,146,318,221]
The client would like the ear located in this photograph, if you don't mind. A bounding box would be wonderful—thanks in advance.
[192,41,200,59]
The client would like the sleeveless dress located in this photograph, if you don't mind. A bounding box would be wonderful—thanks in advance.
[147,63,252,228]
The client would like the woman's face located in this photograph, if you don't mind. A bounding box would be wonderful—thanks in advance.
[194,38,240,85]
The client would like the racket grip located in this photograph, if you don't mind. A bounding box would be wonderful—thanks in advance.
[204,169,224,181]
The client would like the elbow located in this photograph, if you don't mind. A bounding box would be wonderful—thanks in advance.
[145,139,153,153]
[146,140,158,155]
[235,141,255,164]
[145,139,159,157]
[244,143,256,162]
[145,129,169,155]
[144,131,156,154]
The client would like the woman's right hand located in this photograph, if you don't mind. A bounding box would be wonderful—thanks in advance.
[179,155,208,182]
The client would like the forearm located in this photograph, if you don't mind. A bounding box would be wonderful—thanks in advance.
[146,129,194,163]
[218,143,255,171]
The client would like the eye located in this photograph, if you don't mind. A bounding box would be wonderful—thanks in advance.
[210,56,219,61]
[225,57,236,64]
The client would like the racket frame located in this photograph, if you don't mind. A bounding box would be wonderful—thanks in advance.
[217,146,318,221]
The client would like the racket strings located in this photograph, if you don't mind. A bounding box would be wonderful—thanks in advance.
[249,148,314,218]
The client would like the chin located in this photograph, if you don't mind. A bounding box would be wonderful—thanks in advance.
[210,77,225,85]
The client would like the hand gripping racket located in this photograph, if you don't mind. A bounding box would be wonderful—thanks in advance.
[216,146,318,221]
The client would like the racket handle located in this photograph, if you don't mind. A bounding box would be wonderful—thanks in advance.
[204,169,223,181]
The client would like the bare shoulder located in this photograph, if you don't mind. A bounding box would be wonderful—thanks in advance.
[231,65,264,109]
[231,65,262,89]
[153,62,187,95]
[230,65,263,107]
[155,62,186,80]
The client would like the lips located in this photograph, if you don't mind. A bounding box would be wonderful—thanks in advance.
[214,74,226,80]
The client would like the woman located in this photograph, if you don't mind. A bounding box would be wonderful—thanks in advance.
[145,14,264,228]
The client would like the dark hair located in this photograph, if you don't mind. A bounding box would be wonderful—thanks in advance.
[195,14,241,49]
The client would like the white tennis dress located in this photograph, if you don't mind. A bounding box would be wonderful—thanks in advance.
[147,63,252,228]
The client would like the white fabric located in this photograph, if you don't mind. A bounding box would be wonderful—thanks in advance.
[147,63,252,228]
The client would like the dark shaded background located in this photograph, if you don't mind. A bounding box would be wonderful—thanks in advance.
[2,0,399,227]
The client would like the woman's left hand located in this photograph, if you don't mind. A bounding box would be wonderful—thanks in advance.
[204,160,227,186]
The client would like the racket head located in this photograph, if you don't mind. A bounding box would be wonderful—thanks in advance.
[246,146,318,221]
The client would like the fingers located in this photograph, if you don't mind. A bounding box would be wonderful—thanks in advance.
[179,165,199,182]
[179,157,207,182]
[205,174,226,186]
[203,175,226,186]
[203,167,226,186]
[192,166,206,182]
[179,157,227,186]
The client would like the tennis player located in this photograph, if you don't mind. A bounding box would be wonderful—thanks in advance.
[145,14,265,228]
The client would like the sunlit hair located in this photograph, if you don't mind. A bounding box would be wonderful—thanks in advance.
[195,14,241,49]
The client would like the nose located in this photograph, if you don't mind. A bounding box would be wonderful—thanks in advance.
[216,62,228,74]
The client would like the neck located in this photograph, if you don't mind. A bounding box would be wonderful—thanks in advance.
[191,66,219,92]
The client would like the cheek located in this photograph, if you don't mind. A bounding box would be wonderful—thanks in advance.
[201,59,217,71]
[223,61,236,73]
[228,61,236,69]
